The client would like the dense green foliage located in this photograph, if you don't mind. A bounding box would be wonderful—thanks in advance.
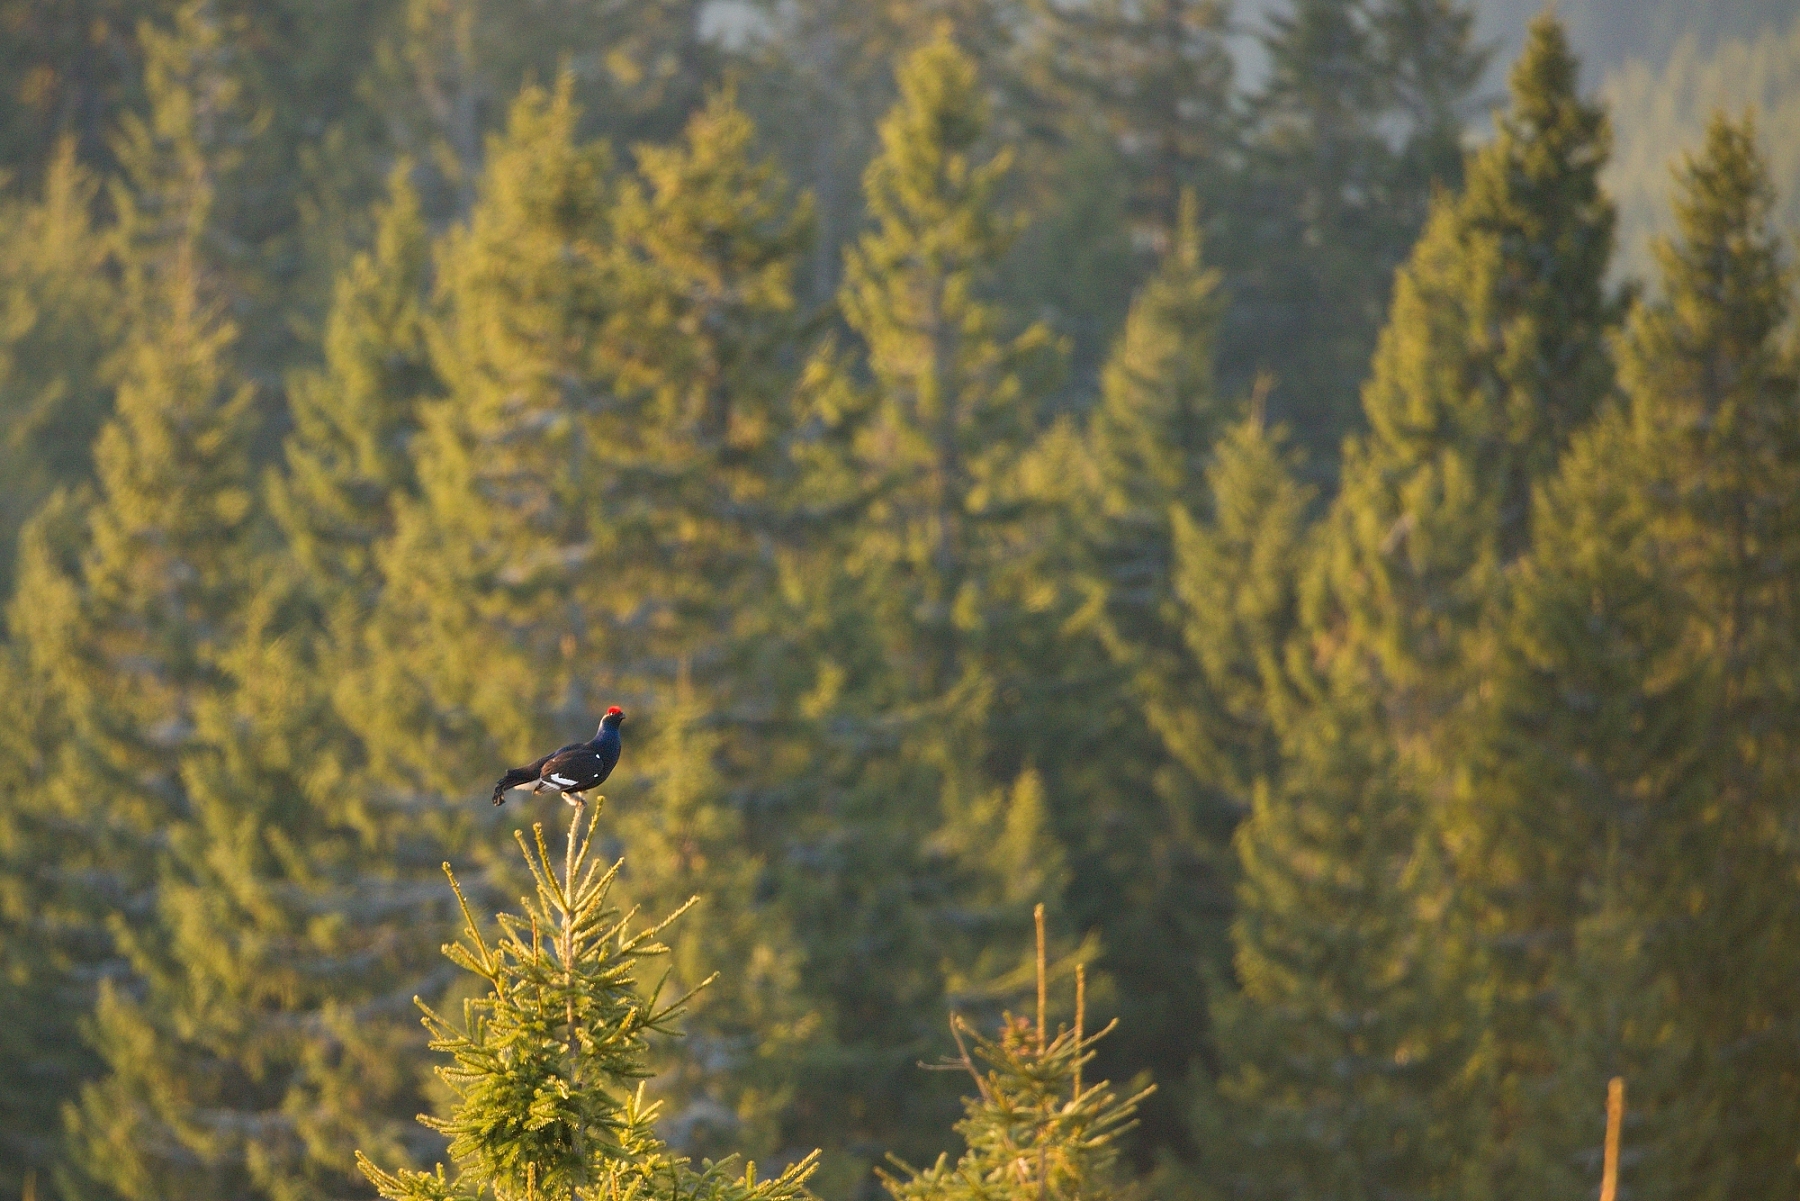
[1,4,1799,1201]
[1456,111,1800,1201]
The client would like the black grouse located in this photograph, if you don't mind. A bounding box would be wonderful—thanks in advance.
[491,707,626,805]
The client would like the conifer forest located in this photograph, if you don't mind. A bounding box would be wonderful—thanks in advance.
[4,1,1800,1199]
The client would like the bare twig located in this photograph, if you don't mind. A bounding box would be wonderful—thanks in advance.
[1035,903,1048,1201]
[1601,1076,1624,1201]
[918,1015,997,1103]
[1074,963,1086,1098]
[1034,902,1046,1054]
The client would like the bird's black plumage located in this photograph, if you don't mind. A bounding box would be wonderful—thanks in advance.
[491,707,625,805]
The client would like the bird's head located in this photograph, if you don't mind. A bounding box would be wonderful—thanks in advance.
[599,706,626,732]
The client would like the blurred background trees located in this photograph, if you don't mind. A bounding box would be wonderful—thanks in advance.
[1,2,1799,1201]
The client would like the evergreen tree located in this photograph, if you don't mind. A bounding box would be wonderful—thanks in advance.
[56,155,457,1201]
[1031,197,1275,1151]
[357,802,821,1201]
[349,75,614,800]
[0,140,118,592]
[1464,113,1800,1199]
[1021,0,1234,248]
[0,146,118,1178]
[880,919,1148,1201]
[770,28,1077,1182]
[819,24,1063,748]
[271,161,436,615]
[9,0,258,927]
[1237,18,1617,1192]
[1071,191,1254,805]
[19,245,259,1201]
[1220,0,1486,468]
[0,509,99,1196]
[833,29,1060,703]
[1197,664,1471,1201]
[601,83,813,702]
[1157,416,1313,813]
[12,250,255,904]
[0,19,265,1188]
[1076,407,1315,1167]
[1199,17,1616,1197]
[1319,12,1617,726]
[1081,193,1227,626]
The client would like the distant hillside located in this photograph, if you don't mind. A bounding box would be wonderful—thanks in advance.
[1469,0,1797,73]
[1229,1,1799,91]
[1232,1,1800,287]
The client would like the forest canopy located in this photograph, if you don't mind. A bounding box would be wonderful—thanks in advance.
[0,3,1797,1201]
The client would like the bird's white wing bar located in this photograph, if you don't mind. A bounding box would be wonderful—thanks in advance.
[549,773,578,787]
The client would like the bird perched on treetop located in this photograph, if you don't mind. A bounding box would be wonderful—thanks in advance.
[491,707,626,805]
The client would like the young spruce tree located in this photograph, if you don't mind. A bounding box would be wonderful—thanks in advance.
[880,910,1149,1201]
[1198,660,1468,1201]
[357,801,821,1201]
[20,14,268,1192]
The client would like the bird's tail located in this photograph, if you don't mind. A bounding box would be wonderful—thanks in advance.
[492,766,538,805]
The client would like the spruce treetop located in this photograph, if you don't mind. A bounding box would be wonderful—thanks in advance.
[358,801,820,1201]
[881,914,1149,1201]
[1466,13,1616,466]
[1090,190,1224,519]
[1502,15,1602,158]
[1633,112,1788,385]
[882,1016,1142,1201]
[843,28,1027,400]
[609,84,813,463]
[273,159,436,606]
